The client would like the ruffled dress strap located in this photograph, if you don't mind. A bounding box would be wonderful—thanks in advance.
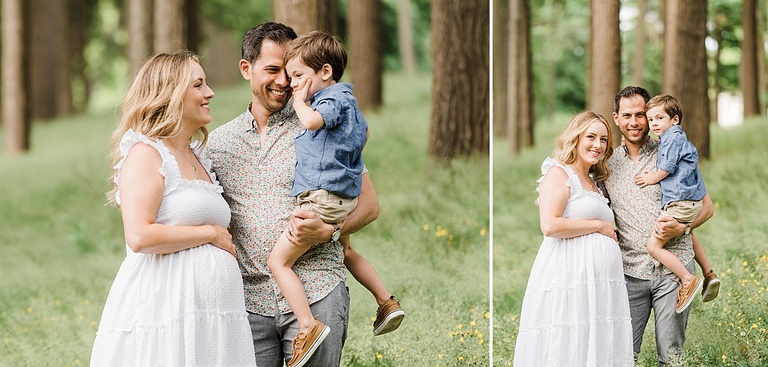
[536,157,581,195]
[537,157,608,204]
[113,129,182,206]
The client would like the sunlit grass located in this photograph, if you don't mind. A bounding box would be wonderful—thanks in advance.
[492,115,768,366]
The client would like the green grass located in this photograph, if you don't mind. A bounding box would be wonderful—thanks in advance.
[0,72,490,366]
[492,114,768,366]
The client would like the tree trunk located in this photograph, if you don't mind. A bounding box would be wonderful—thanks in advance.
[274,0,337,36]
[56,0,74,116]
[27,0,69,121]
[741,0,759,118]
[201,21,243,87]
[587,0,621,146]
[185,0,200,52]
[506,0,534,155]
[154,0,185,53]
[631,0,646,87]
[518,0,533,148]
[663,0,710,159]
[758,1,767,115]
[2,0,29,155]
[429,0,489,158]
[68,0,96,112]
[127,0,152,78]
[347,0,383,111]
[493,0,508,138]
[396,0,417,75]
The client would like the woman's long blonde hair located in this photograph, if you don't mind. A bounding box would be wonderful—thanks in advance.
[107,51,207,205]
[551,111,614,182]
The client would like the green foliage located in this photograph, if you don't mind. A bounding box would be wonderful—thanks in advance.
[200,0,272,36]
[0,72,490,366]
[528,0,754,115]
[80,0,432,110]
[493,115,768,365]
[530,0,590,114]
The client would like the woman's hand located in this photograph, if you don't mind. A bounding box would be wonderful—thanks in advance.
[597,220,619,242]
[209,225,236,257]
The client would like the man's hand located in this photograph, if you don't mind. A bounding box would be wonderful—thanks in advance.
[286,209,333,246]
[654,214,685,241]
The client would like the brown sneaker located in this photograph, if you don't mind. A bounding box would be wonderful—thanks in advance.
[287,319,330,367]
[675,277,703,314]
[702,270,721,302]
[373,296,405,336]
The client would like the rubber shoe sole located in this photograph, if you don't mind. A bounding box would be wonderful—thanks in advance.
[289,325,330,367]
[373,309,405,336]
[702,277,721,302]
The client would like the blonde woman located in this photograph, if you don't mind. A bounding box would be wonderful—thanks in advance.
[513,111,633,366]
[90,52,256,366]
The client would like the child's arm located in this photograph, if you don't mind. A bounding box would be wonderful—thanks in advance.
[634,168,669,188]
[293,78,325,130]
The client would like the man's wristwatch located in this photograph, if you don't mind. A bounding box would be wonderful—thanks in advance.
[331,223,341,242]
[684,223,691,235]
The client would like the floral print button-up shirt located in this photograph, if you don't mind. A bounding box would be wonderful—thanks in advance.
[205,104,346,316]
[602,138,694,280]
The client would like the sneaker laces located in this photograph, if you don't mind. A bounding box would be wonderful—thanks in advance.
[292,332,307,351]
[674,278,689,300]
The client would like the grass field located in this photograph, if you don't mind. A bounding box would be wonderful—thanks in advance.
[0,72,490,366]
[492,114,768,366]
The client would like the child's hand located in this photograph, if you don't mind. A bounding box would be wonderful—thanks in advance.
[293,78,313,104]
[634,171,652,188]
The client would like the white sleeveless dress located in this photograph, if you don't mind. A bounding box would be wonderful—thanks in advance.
[90,130,256,367]
[513,158,633,367]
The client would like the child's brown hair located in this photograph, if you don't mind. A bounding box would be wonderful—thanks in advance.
[646,94,683,125]
[283,30,347,82]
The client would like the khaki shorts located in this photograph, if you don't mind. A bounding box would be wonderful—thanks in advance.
[661,200,702,223]
[296,189,358,224]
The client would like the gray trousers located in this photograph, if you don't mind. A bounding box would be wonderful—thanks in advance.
[247,282,350,367]
[625,261,694,366]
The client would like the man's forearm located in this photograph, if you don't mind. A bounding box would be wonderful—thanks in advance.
[691,193,713,229]
[340,173,379,235]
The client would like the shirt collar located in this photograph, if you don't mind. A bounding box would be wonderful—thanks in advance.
[240,101,296,134]
[616,136,657,157]
[639,137,658,156]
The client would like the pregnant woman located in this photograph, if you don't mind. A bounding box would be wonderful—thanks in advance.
[513,111,633,366]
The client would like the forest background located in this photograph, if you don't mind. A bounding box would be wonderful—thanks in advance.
[493,0,768,366]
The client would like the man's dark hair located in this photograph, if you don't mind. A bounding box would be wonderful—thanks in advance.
[613,86,651,113]
[241,22,297,63]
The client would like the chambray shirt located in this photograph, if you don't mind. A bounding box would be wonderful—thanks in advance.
[657,125,707,208]
[601,138,694,280]
[291,82,367,198]
[204,103,346,316]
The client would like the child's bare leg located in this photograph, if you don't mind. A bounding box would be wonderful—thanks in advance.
[341,235,391,306]
[647,236,695,285]
[267,231,314,333]
[692,233,712,274]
